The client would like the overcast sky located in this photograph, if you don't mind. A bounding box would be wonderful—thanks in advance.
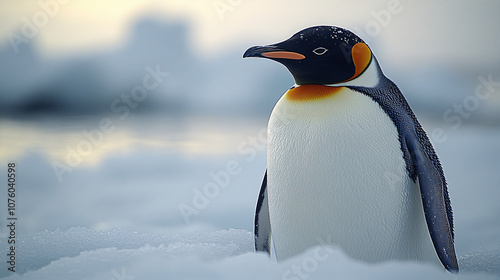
[0,0,499,66]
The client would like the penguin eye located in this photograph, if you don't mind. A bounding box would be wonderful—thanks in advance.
[312,47,328,56]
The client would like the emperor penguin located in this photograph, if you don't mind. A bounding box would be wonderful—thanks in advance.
[243,26,458,273]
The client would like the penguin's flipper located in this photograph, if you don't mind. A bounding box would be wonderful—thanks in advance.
[254,171,271,254]
[406,135,459,273]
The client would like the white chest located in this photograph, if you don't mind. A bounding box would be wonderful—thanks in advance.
[266,87,438,264]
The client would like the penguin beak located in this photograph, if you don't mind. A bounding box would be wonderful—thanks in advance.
[243,45,306,60]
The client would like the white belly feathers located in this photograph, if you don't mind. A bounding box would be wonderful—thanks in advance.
[266,86,439,264]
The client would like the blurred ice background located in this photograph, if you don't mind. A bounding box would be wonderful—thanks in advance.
[0,0,499,279]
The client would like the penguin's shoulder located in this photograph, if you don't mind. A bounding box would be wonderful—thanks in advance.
[348,77,438,180]
[349,77,453,233]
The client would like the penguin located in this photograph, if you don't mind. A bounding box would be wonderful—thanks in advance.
[243,26,458,273]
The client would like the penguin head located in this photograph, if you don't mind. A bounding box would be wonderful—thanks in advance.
[243,26,373,85]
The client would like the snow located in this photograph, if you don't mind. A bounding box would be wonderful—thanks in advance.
[4,227,252,274]
[0,227,499,279]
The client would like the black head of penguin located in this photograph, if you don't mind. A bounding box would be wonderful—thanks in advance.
[243,26,373,85]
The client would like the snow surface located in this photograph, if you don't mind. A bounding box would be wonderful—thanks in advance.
[0,227,499,279]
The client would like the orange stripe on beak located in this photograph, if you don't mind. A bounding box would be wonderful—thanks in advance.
[262,51,306,60]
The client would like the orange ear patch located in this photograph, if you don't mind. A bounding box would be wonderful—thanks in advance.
[348,42,372,81]
[262,51,306,60]
[286,84,343,101]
